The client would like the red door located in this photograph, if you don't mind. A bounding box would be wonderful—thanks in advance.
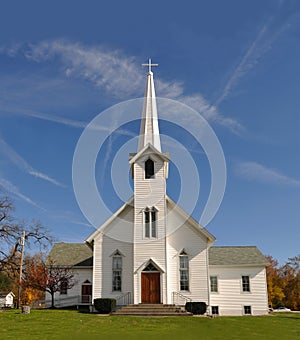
[141,273,160,303]
[81,285,92,303]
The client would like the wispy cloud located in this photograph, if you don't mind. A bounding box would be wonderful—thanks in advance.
[0,178,42,207]
[0,135,65,187]
[215,25,269,106]
[23,40,144,99]
[0,40,241,132]
[178,94,244,133]
[235,161,300,187]
[215,4,295,107]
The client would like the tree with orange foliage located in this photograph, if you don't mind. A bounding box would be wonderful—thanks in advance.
[279,255,300,311]
[265,255,285,308]
[23,255,75,308]
[22,254,46,306]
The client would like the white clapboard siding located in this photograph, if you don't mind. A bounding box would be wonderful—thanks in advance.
[209,266,268,315]
[94,235,134,300]
[92,203,134,300]
[92,236,103,299]
[46,268,93,305]
[133,153,168,303]
[166,202,210,304]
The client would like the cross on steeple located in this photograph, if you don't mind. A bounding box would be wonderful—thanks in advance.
[142,58,158,73]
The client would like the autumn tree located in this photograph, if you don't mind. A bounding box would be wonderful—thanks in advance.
[23,256,75,308]
[0,193,52,308]
[279,255,300,310]
[21,254,46,306]
[265,255,284,308]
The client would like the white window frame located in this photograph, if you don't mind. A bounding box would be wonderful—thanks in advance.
[243,305,252,315]
[143,207,158,239]
[210,276,218,293]
[242,275,251,293]
[211,306,219,315]
[179,250,189,291]
[112,250,123,292]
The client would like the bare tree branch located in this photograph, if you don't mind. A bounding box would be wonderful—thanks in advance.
[0,194,52,274]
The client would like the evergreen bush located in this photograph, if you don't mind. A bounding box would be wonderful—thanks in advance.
[94,298,116,314]
[185,302,207,315]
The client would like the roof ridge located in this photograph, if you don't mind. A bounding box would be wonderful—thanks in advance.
[211,245,257,248]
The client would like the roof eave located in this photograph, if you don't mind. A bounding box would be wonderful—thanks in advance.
[166,195,216,244]
[129,143,169,164]
[85,196,134,244]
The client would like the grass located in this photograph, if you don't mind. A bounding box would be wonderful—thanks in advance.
[0,309,299,340]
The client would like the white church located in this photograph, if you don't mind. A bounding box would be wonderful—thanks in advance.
[48,66,269,316]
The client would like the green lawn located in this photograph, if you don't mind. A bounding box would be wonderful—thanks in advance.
[0,309,299,340]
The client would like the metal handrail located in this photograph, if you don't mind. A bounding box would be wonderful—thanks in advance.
[172,291,192,306]
[115,292,132,306]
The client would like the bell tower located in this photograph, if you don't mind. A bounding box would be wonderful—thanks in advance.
[129,61,170,304]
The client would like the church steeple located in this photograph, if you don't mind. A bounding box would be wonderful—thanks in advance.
[138,60,161,152]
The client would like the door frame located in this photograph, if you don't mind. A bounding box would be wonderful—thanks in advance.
[141,271,161,304]
[81,283,92,304]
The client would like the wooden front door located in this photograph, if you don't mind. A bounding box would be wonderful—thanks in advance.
[81,284,92,303]
[141,272,161,303]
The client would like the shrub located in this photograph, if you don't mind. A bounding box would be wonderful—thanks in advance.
[185,302,207,315]
[93,298,116,314]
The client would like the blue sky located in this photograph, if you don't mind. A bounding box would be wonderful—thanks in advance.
[0,0,299,264]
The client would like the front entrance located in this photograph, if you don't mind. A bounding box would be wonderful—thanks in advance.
[141,272,161,303]
[81,284,92,304]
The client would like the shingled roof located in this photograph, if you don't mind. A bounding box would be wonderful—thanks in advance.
[48,243,93,267]
[48,243,268,267]
[209,246,268,266]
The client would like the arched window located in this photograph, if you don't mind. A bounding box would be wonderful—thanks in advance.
[179,250,189,291]
[145,159,154,179]
[144,207,158,238]
[112,250,122,291]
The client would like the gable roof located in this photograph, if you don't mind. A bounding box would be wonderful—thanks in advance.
[48,243,93,267]
[47,244,268,268]
[85,196,134,244]
[209,246,268,266]
[0,292,15,298]
[129,143,170,164]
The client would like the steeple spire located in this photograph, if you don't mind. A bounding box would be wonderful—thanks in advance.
[138,60,161,152]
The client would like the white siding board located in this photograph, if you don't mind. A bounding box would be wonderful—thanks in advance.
[133,154,168,303]
[166,202,210,304]
[209,266,268,316]
[46,268,93,306]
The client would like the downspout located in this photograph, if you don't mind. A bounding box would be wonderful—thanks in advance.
[206,243,211,314]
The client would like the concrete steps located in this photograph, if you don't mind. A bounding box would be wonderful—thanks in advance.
[111,304,193,316]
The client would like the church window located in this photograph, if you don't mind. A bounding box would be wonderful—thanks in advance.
[112,251,122,291]
[143,262,159,272]
[145,159,154,179]
[242,276,250,292]
[144,207,157,238]
[244,306,252,315]
[210,276,218,292]
[211,306,219,315]
[179,251,189,291]
[145,210,150,238]
[60,279,68,295]
[151,210,157,238]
